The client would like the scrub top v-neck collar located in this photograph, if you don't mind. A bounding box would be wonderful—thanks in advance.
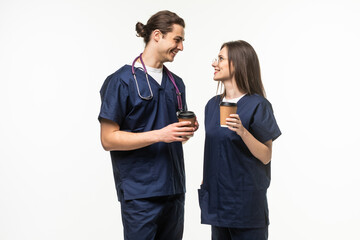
[133,62,163,87]
[223,93,247,104]
[131,63,172,92]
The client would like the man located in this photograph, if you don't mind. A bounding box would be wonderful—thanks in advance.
[98,10,198,240]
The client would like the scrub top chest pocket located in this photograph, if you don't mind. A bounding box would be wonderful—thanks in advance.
[124,74,160,132]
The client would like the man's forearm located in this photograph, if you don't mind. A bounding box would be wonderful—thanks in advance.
[100,119,194,151]
[101,129,161,151]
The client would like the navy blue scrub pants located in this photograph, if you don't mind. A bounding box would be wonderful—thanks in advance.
[120,193,185,240]
[212,226,268,240]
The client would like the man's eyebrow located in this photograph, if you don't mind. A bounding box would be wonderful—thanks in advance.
[175,36,185,41]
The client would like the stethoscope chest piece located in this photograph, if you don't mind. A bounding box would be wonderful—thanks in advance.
[132,69,153,100]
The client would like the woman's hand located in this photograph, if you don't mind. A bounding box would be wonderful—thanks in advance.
[226,114,245,136]
[226,113,273,165]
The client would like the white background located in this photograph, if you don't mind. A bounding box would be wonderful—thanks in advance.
[1,0,360,239]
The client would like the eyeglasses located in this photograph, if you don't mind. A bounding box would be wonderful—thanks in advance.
[212,57,227,65]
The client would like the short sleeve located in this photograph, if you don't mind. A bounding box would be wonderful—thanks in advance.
[250,101,281,143]
[98,74,128,126]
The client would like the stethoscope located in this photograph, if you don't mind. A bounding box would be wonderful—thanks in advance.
[131,53,183,112]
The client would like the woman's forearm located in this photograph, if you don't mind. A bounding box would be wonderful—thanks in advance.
[226,114,272,164]
[237,128,272,165]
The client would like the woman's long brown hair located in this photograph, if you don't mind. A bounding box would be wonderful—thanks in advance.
[219,40,266,98]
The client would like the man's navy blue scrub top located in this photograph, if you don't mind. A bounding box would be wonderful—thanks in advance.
[198,94,281,228]
[98,65,187,201]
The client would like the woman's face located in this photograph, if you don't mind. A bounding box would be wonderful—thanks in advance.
[212,46,232,82]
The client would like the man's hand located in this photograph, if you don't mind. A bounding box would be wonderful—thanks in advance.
[194,117,199,132]
[157,121,195,143]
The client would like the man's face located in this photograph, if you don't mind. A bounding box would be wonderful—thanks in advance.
[158,24,185,62]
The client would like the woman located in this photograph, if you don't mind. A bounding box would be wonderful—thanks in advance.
[198,40,281,240]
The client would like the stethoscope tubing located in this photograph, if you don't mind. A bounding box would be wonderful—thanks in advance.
[131,53,183,111]
[132,54,153,100]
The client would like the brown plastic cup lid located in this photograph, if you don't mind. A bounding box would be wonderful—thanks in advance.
[177,111,196,119]
[220,102,237,107]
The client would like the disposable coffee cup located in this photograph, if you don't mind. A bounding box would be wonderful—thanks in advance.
[220,102,237,127]
[177,111,196,127]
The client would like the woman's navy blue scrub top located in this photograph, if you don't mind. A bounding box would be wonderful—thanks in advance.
[198,94,281,228]
[98,65,187,201]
